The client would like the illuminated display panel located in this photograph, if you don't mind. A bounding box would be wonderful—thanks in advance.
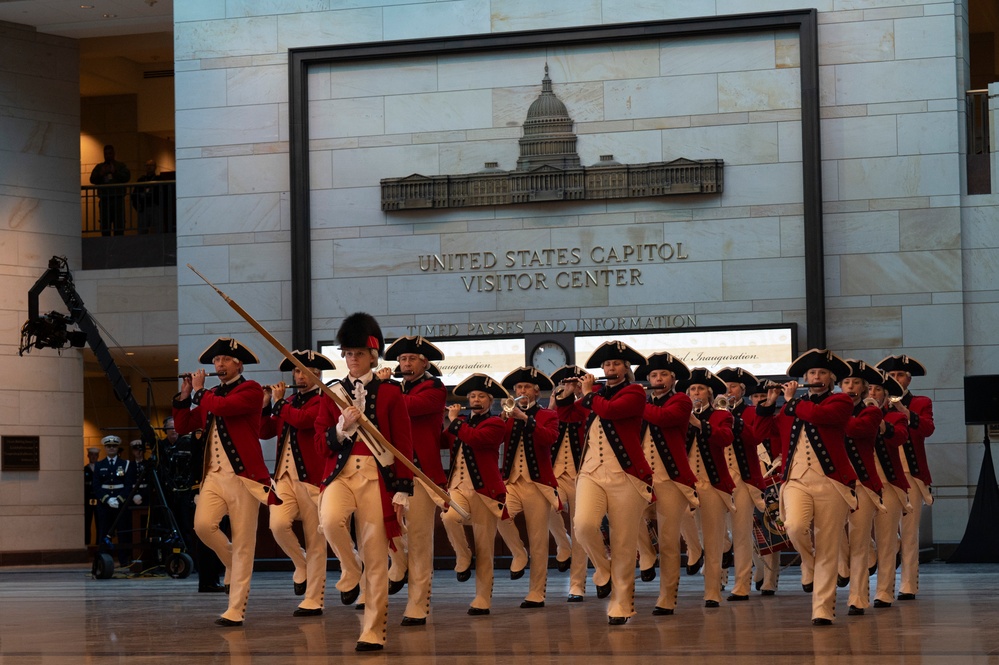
[574,325,796,379]
[320,338,526,386]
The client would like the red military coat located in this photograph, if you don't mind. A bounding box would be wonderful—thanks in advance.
[502,403,560,488]
[444,412,507,501]
[687,407,736,493]
[730,401,768,491]
[775,392,857,488]
[900,393,934,485]
[643,391,698,488]
[844,402,884,494]
[260,388,325,486]
[400,374,447,486]
[876,409,911,492]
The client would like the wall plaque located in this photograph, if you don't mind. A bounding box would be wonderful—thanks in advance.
[2,435,40,471]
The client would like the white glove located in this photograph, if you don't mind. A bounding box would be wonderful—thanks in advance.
[108,497,120,509]
[133,495,143,505]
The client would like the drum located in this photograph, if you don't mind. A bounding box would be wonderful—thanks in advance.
[753,478,791,555]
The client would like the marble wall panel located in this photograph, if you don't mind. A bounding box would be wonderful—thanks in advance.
[820,115,898,161]
[311,187,387,230]
[494,272,618,311]
[333,235,441,277]
[548,43,662,84]
[660,33,777,77]
[175,69,228,110]
[718,0,832,12]
[175,0,225,22]
[177,193,282,236]
[721,163,804,207]
[833,58,956,106]
[385,89,493,134]
[967,302,999,348]
[386,273,500,315]
[718,68,801,113]
[897,111,959,156]
[438,52,548,92]
[494,81,602,125]
[607,261,724,306]
[488,0,601,32]
[777,121,802,163]
[817,19,894,65]
[823,210,900,255]
[963,248,999,292]
[227,64,287,107]
[175,105,281,149]
[96,276,178,314]
[310,150,333,190]
[141,310,180,347]
[229,242,291,284]
[331,145,440,189]
[900,207,960,251]
[837,154,961,200]
[839,249,961,295]
[439,139,521,175]
[722,257,805,300]
[661,123,778,165]
[894,15,957,61]
[577,130,664,165]
[604,74,719,120]
[276,8,383,50]
[598,0,705,21]
[175,16,278,61]
[228,153,290,195]
[317,59,439,101]
[826,305,903,350]
[383,0,490,40]
[901,303,964,348]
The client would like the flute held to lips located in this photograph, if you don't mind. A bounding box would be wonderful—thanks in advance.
[178,372,221,378]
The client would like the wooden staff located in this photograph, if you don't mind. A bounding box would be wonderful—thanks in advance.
[186,263,471,521]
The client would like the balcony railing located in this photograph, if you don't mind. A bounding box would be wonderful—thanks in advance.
[81,180,177,237]
[967,89,991,195]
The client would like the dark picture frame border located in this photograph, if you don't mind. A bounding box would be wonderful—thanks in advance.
[288,9,824,350]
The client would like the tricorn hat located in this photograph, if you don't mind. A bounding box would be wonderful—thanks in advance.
[636,352,690,382]
[875,354,927,377]
[715,366,760,392]
[336,312,384,355]
[883,375,905,397]
[585,341,646,369]
[198,337,260,365]
[101,435,122,447]
[550,365,586,385]
[786,348,850,381]
[453,373,509,399]
[393,362,442,378]
[676,367,727,395]
[502,366,554,392]
[384,335,445,362]
[279,350,336,372]
[843,359,885,386]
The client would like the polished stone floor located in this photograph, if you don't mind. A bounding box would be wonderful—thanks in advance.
[1,561,998,663]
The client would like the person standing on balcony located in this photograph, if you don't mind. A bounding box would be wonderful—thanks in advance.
[89,144,130,236]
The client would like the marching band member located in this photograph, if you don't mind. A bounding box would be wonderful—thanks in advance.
[876,355,934,602]
[381,336,448,626]
[681,368,735,608]
[762,349,856,625]
[173,337,278,627]
[549,365,589,602]
[838,360,887,616]
[749,381,783,595]
[495,367,560,608]
[867,375,912,608]
[440,373,509,616]
[260,350,334,617]
[716,367,768,602]
[635,352,699,615]
[314,313,414,652]
[562,341,652,626]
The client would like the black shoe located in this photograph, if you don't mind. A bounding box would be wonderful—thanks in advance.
[510,566,526,580]
[567,594,584,603]
[214,617,243,627]
[686,553,704,576]
[812,618,832,626]
[467,606,490,616]
[873,599,892,608]
[608,616,628,625]
[596,580,612,599]
[896,552,901,570]
[640,567,656,582]
[837,575,850,588]
[755,578,763,591]
[868,562,878,576]
[355,603,365,611]
[848,605,864,616]
[401,616,426,626]
[727,594,749,601]
[355,642,383,652]
[456,566,472,583]
[293,607,323,617]
[652,606,674,615]
[898,593,916,601]
[340,584,361,606]
[802,582,814,593]
[557,557,571,572]
[199,583,226,593]
[721,548,734,569]
[520,600,545,608]
[704,600,720,608]
[761,590,776,596]
[294,580,307,596]
[388,572,408,596]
